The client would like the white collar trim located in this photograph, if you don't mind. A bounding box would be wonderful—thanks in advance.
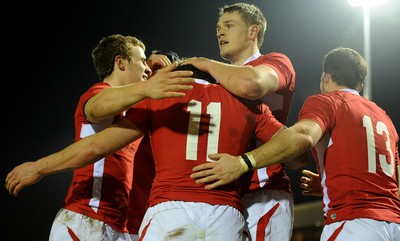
[339,88,359,95]
[243,53,261,65]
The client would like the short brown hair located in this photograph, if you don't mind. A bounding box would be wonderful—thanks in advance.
[219,3,267,48]
[92,34,145,81]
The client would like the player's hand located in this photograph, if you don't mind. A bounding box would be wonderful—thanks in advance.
[147,53,172,73]
[143,63,195,99]
[300,169,322,196]
[181,57,211,72]
[190,153,246,190]
[5,162,43,197]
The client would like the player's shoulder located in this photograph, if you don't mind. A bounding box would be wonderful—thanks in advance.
[262,52,290,60]
[257,52,294,69]
[81,82,111,96]
[78,82,111,105]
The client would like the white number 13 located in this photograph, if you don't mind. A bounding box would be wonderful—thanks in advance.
[363,115,394,176]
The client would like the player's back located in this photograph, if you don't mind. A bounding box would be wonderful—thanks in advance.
[301,90,400,224]
[126,81,283,212]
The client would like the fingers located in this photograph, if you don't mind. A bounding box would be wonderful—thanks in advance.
[157,62,178,73]
[5,173,18,197]
[193,175,226,190]
[5,171,14,193]
[300,176,310,183]
[301,169,312,176]
[148,54,172,72]
[167,70,194,78]
[167,83,194,91]
[147,70,195,84]
[302,169,318,178]
[300,182,308,188]
[157,82,195,98]
[193,173,215,184]
[207,153,220,161]
[158,56,172,67]
[204,180,225,190]
[168,78,196,85]
[167,83,194,93]
[192,162,214,173]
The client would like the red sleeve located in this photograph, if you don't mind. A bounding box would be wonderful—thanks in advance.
[247,52,295,91]
[298,94,334,136]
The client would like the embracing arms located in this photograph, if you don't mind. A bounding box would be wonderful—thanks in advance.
[183,57,279,100]
[5,118,142,196]
[190,119,322,189]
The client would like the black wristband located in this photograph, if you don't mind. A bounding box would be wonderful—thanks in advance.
[241,154,254,171]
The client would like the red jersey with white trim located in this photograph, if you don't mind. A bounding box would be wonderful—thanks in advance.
[126,133,155,234]
[299,90,400,225]
[63,82,141,232]
[124,82,284,213]
[242,53,296,193]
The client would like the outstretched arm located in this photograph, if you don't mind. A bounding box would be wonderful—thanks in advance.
[5,118,142,197]
[183,57,279,100]
[86,63,195,123]
[190,119,322,189]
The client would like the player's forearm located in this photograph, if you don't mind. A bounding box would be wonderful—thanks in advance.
[206,60,265,100]
[249,128,314,169]
[35,138,107,176]
[86,84,145,122]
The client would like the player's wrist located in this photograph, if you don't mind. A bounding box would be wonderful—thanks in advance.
[239,153,256,172]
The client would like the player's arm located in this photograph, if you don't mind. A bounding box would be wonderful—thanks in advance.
[191,119,322,189]
[183,57,279,100]
[5,118,142,197]
[85,63,195,123]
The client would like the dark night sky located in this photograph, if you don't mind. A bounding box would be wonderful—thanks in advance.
[2,1,400,240]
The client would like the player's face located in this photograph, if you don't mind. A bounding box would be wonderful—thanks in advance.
[126,45,152,83]
[216,12,252,63]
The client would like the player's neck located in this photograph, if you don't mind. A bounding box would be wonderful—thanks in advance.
[230,48,260,66]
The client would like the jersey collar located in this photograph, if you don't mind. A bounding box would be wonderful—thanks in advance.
[339,88,360,95]
[243,53,261,65]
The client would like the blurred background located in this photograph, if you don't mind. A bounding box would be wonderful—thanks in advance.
[2,0,399,240]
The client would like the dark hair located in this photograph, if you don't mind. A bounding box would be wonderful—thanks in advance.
[323,47,367,90]
[91,34,145,81]
[219,3,267,48]
[151,50,180,63]
[176,64,217,84]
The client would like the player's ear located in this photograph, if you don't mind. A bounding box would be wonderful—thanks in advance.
[357,83,364,92]
[322,72,331,84]
[115,55,125,70]
[249,25,259,41]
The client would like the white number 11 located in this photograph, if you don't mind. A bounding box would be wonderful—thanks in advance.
[186,100,221,162]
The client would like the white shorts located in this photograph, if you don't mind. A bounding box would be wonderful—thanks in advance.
[138,201,248,241]
[128,233,138,241]
[49,208,131,241]
[321,218,400,241]
[242,189,294,241]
